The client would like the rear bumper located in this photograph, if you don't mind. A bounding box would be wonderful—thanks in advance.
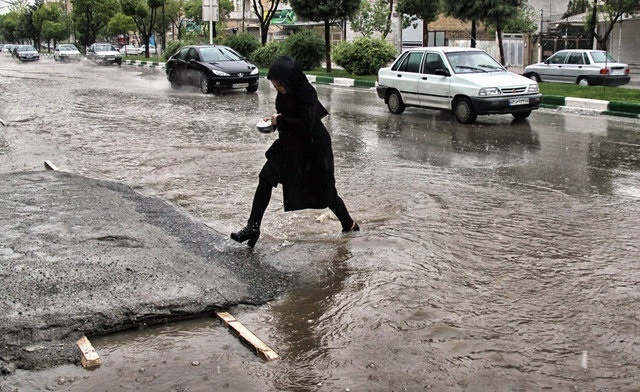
[376,85,388,100]
[587,75,630,87]
[470,93,542,115]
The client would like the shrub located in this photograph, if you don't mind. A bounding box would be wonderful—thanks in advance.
[251,41,284,68]
[222,32,261,59]
[281,29,324,70]
[164,40,183,60]
[332,37,397,75]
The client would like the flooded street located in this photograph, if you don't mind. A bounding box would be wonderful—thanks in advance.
[1,56,639,391]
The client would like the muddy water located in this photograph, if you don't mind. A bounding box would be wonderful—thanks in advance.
[1,57,639,391]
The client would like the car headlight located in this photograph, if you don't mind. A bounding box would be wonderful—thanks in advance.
[528,84,539,93]
[479,87,501,96]
[211,69,230,76]
[250,67,259,75]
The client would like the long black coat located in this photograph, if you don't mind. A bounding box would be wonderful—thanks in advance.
[261,86,338,212]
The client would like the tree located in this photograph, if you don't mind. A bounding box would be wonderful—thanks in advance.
[0,12,21,43]
[349,0,394,39]
[442,0,484,47]
[107,12,137,42]
[502,3,537,33]
[563,0,592,18]
[396,0,439,46]
[586,0,640,51]
[251,0,285,45]
[120,0,163,57]
[33,2,63,51]
[289,0,361,72]
[71,0,120,52]
[479,0,524,65]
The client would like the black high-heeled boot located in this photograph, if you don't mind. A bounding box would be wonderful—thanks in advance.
[230,223,260,247]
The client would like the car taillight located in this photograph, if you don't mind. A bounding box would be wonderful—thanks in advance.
[599,68,609,75]
[625,68,630,75]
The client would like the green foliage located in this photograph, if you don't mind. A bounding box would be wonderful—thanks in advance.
[502,3,537,33]
[222,32,261,58]
[280,29,324,70]
[397,0,440,26]
[107,13,136,36]
[332,36,397,75]
[251,40,284,68]
[164,40,183,60]
[349,0,393,39]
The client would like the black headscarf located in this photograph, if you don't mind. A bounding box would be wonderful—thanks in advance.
[266,56,316,98]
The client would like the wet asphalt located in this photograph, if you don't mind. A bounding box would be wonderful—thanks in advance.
[0,169,293,372]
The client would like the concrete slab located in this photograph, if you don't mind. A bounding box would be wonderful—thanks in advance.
[0,170,293,371]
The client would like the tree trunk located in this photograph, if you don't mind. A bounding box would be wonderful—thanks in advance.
[497,26,505,65]
[471,20,477,48]
[324,19,332,72]
[261,21,269,44]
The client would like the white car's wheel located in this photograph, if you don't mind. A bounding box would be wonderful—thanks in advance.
[577,77,590,86]
[387,90,405,114]
[453,98,477,124]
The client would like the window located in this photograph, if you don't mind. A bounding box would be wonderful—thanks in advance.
[423,52,445,75]
[395,51,424,73]
[567,52,585,65]
[548,51,568,64]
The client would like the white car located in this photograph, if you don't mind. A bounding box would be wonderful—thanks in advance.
[54,44,82,62]
[376,47,542,124]
[119,45,144,56]
[523,49,630,87]
[86,43,122,65]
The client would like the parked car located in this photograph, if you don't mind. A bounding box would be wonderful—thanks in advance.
[54,44,82,62]
[86,43,122,65]
[523,49,631,87]
[2,44,15,54]
[165,44,260,94]
[376,47,541,124]
[13,44,39,62]
[119,45,144,56]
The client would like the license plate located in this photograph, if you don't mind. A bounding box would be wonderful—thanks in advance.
[232,83,249,88]
[107,57,115,61]
[509,97,529,106]
[611,69,624,75]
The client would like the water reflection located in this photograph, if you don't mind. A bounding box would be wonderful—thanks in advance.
[269,244,352,391]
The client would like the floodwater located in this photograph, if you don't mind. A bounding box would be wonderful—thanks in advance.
[1,56,639,391]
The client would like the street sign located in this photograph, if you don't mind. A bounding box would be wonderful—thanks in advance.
[202,0,219,22]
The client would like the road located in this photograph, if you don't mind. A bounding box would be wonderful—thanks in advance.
[1,56,639,391]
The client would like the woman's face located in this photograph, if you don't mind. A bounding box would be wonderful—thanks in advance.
[270,79,287,95]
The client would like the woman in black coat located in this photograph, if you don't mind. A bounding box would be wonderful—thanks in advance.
[231,56,359,247]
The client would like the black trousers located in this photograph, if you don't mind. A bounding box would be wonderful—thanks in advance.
[248,164,354,231]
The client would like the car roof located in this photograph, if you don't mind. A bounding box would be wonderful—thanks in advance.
[402,46,486,53]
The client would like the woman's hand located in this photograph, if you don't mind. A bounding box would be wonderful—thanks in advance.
[270,113,280,126]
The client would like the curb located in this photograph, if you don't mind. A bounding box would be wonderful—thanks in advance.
[541,95,640,119]
[122,59,165,68]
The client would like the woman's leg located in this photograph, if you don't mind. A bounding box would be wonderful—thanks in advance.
[328,195,358,232]
[248,178,273,226]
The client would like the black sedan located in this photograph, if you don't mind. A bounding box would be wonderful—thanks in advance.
[166,45,260,94]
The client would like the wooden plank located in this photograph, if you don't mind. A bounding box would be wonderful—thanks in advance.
[76,335,101,369]
[215,311,279,362]
[44,160,59,171]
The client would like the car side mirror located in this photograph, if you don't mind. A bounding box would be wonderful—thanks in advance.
[544,59,550,64]
[435,69,450,77]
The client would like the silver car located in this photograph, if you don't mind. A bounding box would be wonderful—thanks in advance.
[54,44,82,62]
[524,49,630,87]
[86,43,122,65]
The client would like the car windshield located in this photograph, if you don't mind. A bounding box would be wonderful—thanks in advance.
[446,51,505,73]
[96,44,115,52]
[17,45,36,52]
[200,47,243,62]
[59,45,77,51]
[590,51,617,63]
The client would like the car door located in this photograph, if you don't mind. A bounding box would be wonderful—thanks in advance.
[561,51,586,83]
[184,48,202,86]
[540,51,569,82]
[388,50,425,106]
[417,51,451,109]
